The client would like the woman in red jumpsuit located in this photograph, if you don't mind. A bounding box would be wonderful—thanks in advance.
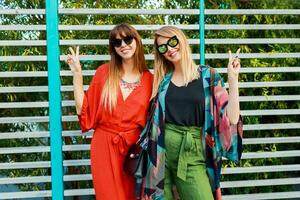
[66,23,153,200]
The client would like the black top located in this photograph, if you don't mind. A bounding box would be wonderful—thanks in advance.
[165,77,205,127]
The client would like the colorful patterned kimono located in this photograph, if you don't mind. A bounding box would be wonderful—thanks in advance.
[138,66,243,200]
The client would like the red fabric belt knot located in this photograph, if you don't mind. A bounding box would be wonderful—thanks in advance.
[112,132,128,155]
[112,132,127,144]
[98,124,140,155]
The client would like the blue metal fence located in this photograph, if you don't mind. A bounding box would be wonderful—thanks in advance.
[46,0,64,199]
[1,1,300,200]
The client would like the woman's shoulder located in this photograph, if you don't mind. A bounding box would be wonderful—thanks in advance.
[197,65,220,76]
[93,63,109,83]
[197,64,211,71]
[143,69,154,81]
[96,63,109,74]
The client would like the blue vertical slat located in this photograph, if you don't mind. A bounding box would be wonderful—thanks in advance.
[46,0,64,199]
[199,0,205,65]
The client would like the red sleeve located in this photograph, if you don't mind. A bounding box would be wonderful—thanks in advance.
[77,64,108,133]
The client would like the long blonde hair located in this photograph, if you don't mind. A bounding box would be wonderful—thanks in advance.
[152,26,198,98]
[101,23,147,112]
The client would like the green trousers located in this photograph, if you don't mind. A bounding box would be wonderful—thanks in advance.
[164,123,214,200]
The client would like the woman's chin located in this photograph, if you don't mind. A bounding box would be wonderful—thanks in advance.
[169,56,181,64]
[120,53,134,60]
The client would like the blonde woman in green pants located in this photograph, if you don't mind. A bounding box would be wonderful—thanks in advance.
[139,26,243,200]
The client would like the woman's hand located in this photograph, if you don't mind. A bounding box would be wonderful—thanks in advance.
[227,48,241,81]
[226,48,241,124]
[66,46,84,114]
[66,46,81,73]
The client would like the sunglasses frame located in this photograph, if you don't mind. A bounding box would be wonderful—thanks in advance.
[156,36,179,54]
[111,36,134,48]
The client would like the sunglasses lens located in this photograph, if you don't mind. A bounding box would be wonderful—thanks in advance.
[157,36,179,54]
[124,36,133,45]
[158,45,167,54]
[112,36,133,48]
[168,37,178,47]
[112,39,122,48]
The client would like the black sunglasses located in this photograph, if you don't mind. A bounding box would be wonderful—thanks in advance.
[156,36,179,54]
[111,36,134,48]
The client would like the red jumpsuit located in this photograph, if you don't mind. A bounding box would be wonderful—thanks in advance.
[78,64,153,200]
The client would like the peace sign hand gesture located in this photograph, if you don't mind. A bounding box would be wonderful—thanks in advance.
[65,46,81,74]
[228,48,241,81]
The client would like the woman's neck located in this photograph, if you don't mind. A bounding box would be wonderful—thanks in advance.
[173,61,183,76]
[122,58,138,74]
[171,61,185,86]
[122,58,141,82]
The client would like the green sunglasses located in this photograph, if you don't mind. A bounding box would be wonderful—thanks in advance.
[156,36,179,54]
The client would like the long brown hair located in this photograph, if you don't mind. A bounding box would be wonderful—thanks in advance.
[152,26,198,98]
[100,23,147,112]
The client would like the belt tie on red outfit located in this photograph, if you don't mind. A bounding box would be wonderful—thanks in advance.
[100,125,140,155]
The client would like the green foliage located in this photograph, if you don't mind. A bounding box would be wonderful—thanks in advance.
[0,0,299,197]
